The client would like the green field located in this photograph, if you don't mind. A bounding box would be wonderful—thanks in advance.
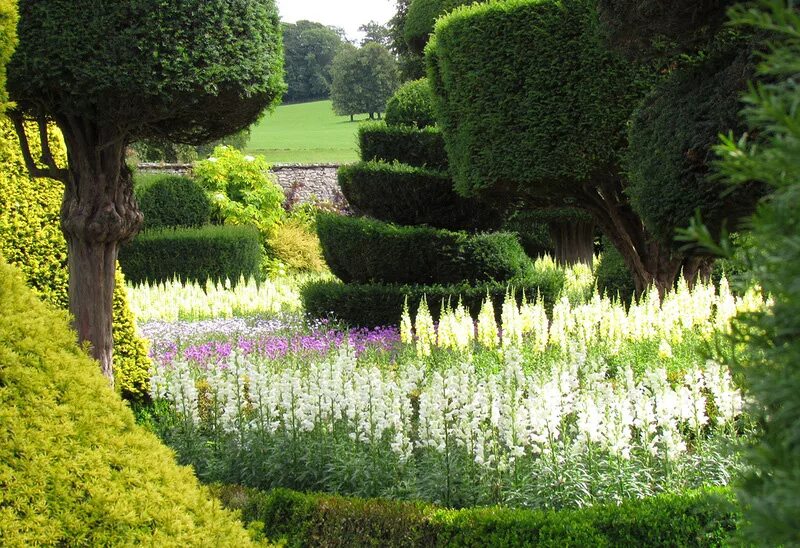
[246,100,375,164]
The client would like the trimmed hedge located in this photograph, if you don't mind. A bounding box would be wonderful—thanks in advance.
[426,0,648,201]
[385,78,436,128]
[339,161,499,230]
[301,273,563,327]
[0,118,152,401]
[119,225,262,285]
[316,213,531,285]
[358,122,448,169]
[0,260,255,545]
[217,485,740,547]
[134,174,212,230]
[405,0,479,54]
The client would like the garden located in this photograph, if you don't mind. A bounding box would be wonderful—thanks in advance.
[1,0,799,546]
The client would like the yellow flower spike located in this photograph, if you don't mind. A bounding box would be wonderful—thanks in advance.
[400,297,414,345]
[415,296,435,357]
[476,293,498,349]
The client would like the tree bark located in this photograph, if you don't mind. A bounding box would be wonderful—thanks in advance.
[350,114,354,122]
[548,219,595,267]
[57,117,143,386]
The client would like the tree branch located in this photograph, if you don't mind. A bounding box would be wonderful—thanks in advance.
[8,110,68,183]
[37,114,68,181]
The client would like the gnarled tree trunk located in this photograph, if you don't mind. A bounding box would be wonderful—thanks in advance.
[548,219,595,267]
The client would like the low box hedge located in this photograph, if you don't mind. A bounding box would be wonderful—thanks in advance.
[119,224,261,285]
[215,485,740,547]
[301,272,562,327]
[338,161,500,231]
[358,122,448,170]
[316,213,532,285]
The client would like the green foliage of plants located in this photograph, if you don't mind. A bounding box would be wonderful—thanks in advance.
[339,160,499,230]
[426,0,648,201]
[331,42,400,119]
[595,244,636,304]
[119,225,262,286]
[8,0,285,145]
[217,485,739,547]
[301,272,563,327]
[134,175,212,230]
[0,119,151,401]
[404,0,479,54]
[0,260,255,546]
[0,0,16,110]
[316,213,532,285]
[625,42,762,244]
[358,121,448,169]
[265,218,327,274]
[131,128,252,164]
[385,77,437,128]
[193,146,285,236]
[282,20,344,103]
[713,2,800,543]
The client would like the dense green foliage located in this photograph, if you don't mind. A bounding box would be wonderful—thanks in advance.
[358,122,447,169]
[265,218,327,274]
[595,244,636,304]
[0,0,15,109]
[426,0,647,202]
[501,210,555,259]
[626,43,760,244]
[301,273,561,327]
[384,78,436,128]
[0,260,254,546]
[217,485,739,547]
[0,119,151,400]
[713,2,800,543]
[316,213,531,284]
[134,175,212,230]
[8,0,285,144]
[119,225,262,285]
[405,0,479,54]
[282,20,344,103]
[388,0,427,80]
[330,43,400,120]
[131,128,251,164]
[338,161,498,230]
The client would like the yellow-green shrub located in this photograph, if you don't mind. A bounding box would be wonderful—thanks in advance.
[0,259,255,546]
[0,118,151,400]
[266,218,326,273]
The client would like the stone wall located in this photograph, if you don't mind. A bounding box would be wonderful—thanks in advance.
[137,162,348,210]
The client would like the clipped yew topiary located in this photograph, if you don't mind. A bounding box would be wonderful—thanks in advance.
[134,174,212,230]
[385,77,437,128]
[0,259,255,546]
[358,122,448,169]
[339,161,499,230]
[404,0,480,54]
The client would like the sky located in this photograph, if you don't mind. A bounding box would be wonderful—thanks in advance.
[275,0,396,42]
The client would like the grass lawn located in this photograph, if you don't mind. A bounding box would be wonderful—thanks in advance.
[246,100,376,164]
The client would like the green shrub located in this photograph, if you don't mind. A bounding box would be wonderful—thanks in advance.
[316,213,531,285]
[134,174,212,230]
[358,122,448,169]
[338,161,499,230]
[119,225,262,285]
[0,260,255,546]
[595,244,636,304]
[266,218,327,273]
[404,0,479,54]
[216,485,739,547]
[385,78,436,128]
[301,272,562,327]
[0,118,151,401]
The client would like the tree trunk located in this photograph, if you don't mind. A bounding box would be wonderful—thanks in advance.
[350,114,354,122]
[369,112,375,120]
[548,219,595,267]
[58,117,143,386]
[377,112,382,120]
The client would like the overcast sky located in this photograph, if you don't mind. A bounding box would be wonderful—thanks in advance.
[276,0,396,41]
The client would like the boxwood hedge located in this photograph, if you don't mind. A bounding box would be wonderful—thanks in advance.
[316,213,531,285]
[358,122,448,169]
[134,174,212,230]
[339,161,499,230]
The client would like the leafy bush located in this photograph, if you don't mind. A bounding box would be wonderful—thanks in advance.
[358,122,448,169]
[0,259,254,546]
[217,485,739,547]
[404,0,479,54]
[385,78,436,128]
[596,244,636,304]
[338,161,499,230]
[316,213,531,285]
[193,145,285,236]
[119,225,262,285]
[134,174,212,230]
[266,218,327,273]
[0,118,151,401]
[301,272,563,327]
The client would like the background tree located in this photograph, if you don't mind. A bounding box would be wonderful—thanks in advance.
[331,42,400,121]
[6,0,285,385]
[283,20,345,103]
[388,0,427,80]
[359,21,392,48]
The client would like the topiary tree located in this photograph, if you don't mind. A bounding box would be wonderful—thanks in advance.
[426,0,722,292]
[385,78,437,128]
[404,0,480,54]
[6,0,285,385]
[331,42,400,121]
